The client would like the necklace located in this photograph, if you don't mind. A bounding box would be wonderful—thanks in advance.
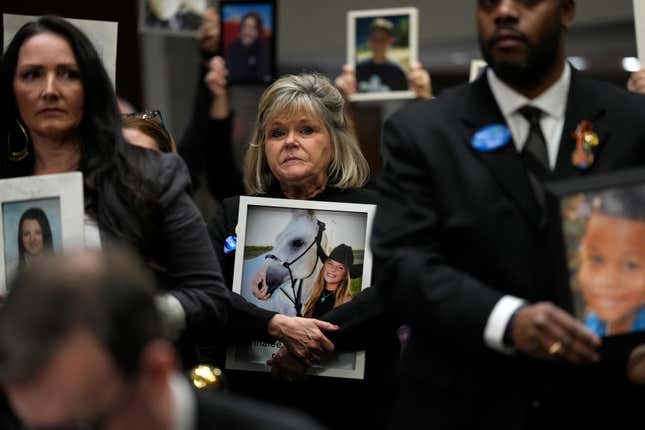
[320,289,336,303]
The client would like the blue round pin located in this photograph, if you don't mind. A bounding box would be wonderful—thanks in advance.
[224,235,237,254]
[471,124,511,152]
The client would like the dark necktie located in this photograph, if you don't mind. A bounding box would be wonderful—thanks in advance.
[518,105,549,179]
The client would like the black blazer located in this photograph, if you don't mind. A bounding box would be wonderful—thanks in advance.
[372,72,645,429]
[93,147,233,367]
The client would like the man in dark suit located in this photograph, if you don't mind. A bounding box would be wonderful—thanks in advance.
[372,1,645,429]
[0,248,323,430]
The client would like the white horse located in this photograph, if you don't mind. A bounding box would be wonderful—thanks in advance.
[241,210,327,316]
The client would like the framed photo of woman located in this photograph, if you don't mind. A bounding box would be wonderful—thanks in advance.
[219,0,277,84]
[550,166,645,360]
[347,7,418,102]
[226,196,376,379]
[0,173,84,293]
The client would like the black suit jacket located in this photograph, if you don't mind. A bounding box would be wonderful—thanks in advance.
[372,73,645,430]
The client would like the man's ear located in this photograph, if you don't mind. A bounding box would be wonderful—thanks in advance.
[138,340,178,386]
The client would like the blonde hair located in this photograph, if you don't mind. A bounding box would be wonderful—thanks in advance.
[303,262,353,318]
[244,73,370,194]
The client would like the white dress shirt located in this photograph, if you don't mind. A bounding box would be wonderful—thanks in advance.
[482,65,572,353]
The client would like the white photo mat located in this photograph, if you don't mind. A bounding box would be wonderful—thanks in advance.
[347,7,418,102]
[3,14,118,87]
[0,172,85,293]
[635,0,645,61]
[469,59,487,83]
[226,196,376,379]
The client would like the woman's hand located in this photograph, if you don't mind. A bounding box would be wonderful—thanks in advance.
[627,69,645,95]
[267,346,309,382]
[198,7,220,56]
[334,64,357,99]
[251,269,271,300]
[408,61,432,99]
[204,56,230,120]
[267,314,338,365]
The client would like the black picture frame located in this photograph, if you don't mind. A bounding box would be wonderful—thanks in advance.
[219,0,277,85]
[549,166,645,363]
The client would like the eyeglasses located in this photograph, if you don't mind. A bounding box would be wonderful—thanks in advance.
[122,109,168,130]
[121,109,177,153]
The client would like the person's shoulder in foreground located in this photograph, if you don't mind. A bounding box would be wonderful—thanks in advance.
[196,389,327,430]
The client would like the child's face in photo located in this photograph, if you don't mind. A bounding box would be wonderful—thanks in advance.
[578,212,645,325]
[368,29,394,56]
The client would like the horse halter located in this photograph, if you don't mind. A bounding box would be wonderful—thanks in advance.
[264,220,326,316]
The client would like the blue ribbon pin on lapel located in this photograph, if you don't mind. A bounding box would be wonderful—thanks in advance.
[471,124,511,152]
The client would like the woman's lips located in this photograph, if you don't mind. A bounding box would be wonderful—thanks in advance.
[282,157,302,164]
[37,107,65,115]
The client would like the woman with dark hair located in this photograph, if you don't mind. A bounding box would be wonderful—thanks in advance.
[0,16,231,355]
[225,11,270,82]
[17,207,53,269]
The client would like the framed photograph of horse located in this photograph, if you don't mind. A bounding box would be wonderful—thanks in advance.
[226,196,376,379]
[0,172,85,295]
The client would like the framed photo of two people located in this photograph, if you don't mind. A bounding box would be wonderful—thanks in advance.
[347,7,418,102]
[226,197,376,379]
[552,167,645,359]
[0,173,85,294]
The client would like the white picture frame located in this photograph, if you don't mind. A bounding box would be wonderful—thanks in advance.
[0,173,85,294]
[138,0,213,37]
[635,0,645,61]
[226,196,376,379]
[347,7,418,102]
[469,59,488,83]
[3,14,119,87]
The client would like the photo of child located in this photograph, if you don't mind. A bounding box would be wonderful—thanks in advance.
[562,184,645,337]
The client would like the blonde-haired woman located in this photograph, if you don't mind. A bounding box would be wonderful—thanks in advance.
[208,72,398,430]
[243,72,369,196]
[303,244,358,319]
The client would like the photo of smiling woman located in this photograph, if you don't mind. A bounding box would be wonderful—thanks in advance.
[17,207,53,270]
[303,243,361,319]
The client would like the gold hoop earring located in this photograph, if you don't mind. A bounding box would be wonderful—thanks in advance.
[8,119,29,162]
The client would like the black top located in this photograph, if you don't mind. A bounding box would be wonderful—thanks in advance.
[356,59,408,92]
[225,38,271,83]
[311,289,336,319]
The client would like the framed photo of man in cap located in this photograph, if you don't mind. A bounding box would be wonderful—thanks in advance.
[347,7,418,102]
[226,197,376,379]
